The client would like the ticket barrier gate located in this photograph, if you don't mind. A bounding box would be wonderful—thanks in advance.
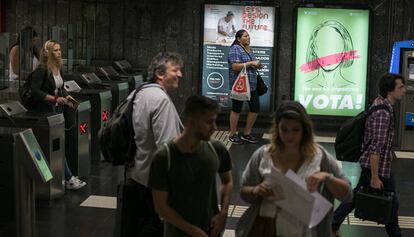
[0,102,65,200]
[0,127,53,237]
[64,98,91,178]
[65,73,127,113]
[80,73,128,112]
[63,79,112,162]
[96,65,143,92]
[114,60,144,74]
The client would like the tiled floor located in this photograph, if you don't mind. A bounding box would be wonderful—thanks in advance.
[30,132,414,237]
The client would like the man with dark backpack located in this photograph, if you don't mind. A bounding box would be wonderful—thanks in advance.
[119,52,184,237]
[332,73,406,237]
[334,104,390,163]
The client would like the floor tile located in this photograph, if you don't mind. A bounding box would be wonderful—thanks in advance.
[80,195,117,209]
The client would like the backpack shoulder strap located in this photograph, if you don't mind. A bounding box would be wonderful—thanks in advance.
[366,104,393,126]
[367,104,391,116]
[164,143,171,171]
[127,82,160,119]
[207,141,219,164]
[129,82,157,103]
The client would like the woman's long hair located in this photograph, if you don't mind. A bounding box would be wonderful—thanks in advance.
[10,26,40,60]
[268,101,317,161]
[40,40,62,70]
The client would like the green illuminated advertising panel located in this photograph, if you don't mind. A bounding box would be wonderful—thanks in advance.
[294,7,369,116]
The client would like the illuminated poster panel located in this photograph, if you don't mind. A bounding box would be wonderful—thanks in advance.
[294,7,369,116]
[202,4,276,112]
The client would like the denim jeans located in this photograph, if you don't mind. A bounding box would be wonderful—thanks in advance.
[64,159,73,181]
[332,167,401,237]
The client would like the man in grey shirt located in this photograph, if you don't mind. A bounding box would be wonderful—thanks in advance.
[127,52,183,236]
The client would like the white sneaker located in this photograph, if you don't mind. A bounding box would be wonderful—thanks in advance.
[66,176,86,190]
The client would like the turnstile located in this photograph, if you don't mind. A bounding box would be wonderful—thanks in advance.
[67,87,112,162]
[81,73,129,112]
[97,66,143,92]
[64,98,91,178]
[114,60,144,74]
[0,127,53,237]
[0,102,65,200]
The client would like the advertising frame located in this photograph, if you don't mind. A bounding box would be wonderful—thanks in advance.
[200,1,280,114]
[291,3,372,118]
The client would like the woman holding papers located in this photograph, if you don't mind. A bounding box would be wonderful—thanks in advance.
[29,40,86,190]
[238,101,352,237]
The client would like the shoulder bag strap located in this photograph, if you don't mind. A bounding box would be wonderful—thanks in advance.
[207,141,219,164]
[164,143,171,171]
[239,45,259,75]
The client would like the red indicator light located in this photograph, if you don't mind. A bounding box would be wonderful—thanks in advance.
[79,123,87,135]
[102,111,109,121]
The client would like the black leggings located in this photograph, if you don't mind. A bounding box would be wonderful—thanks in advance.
[231,90,260,113]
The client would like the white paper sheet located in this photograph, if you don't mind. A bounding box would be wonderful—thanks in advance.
[263,168,333,228]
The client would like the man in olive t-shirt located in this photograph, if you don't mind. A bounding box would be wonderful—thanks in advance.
[149,95,233,237]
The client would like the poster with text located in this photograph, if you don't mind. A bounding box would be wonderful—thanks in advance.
[202,4,276,112]
[294,7,369,116]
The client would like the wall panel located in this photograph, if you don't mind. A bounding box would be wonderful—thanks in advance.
[4,0,414,116]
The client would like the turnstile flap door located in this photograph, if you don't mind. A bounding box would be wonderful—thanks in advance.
[64,80,82,92]
[100,66,120,77]
[115,60,132,70]
[16,128,53,183]
[82,73,102,84]
[0,101,27,116]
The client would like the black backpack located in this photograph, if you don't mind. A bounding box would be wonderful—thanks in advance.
[98,82,156,166]
[18,69,48,109]
[334,104,391,162]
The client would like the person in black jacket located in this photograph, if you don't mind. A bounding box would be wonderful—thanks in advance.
[30,40,86,190]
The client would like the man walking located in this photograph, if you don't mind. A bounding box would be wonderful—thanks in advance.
[149,95,233,237]
[127,52,184,236]
[332,73,406,237]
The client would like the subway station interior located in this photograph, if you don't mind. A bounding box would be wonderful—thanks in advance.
[1,0,414,237]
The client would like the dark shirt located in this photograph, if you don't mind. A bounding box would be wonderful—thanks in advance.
[149,140,232,237]
[359,96,394,178]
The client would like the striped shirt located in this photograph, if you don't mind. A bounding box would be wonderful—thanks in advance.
[228,44,257,91]
[359,96,394,178]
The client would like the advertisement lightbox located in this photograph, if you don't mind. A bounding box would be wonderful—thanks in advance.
[293,6,370,116]
[201,4,276,112]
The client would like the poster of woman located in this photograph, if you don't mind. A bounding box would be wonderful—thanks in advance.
[294,7,370,117]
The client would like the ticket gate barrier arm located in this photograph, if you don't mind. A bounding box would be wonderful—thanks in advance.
[0,127,53,237]
[0,101,65,200]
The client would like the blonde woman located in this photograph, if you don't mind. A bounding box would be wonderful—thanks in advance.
[238,101,352,237]
[29,40,86,190]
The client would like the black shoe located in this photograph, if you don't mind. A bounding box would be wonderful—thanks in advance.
[240,134,258,144]
[228,134,243,144]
